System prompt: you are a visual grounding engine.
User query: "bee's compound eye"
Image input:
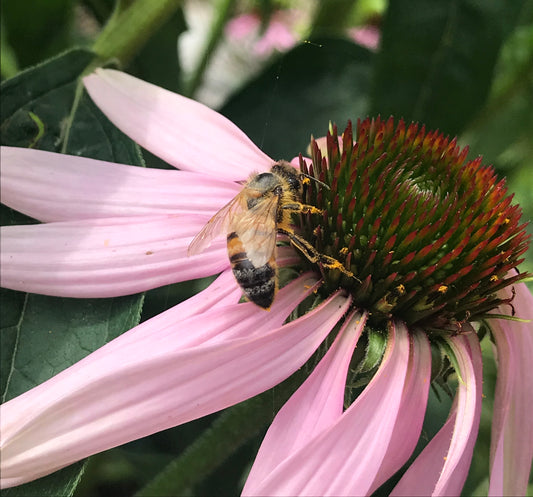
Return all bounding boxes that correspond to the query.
[253,172,275,188]
[256,172,271,181]
[286,174,302,191]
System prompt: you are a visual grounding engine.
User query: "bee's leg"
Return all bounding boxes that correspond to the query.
[278,228,358,281]
[281,202,323,215]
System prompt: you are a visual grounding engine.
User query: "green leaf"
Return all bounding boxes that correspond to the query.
[0,292,143,497]
[0,461,86,497]
[360,328,387,372]
[1,49,145,496]
[370,0,526,135]
[1,293,145,402]
[221,37,374,160]
[65,89,146,164]
[1,49,94,150]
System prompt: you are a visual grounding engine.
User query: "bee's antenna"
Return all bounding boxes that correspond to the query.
[301,172,330,190]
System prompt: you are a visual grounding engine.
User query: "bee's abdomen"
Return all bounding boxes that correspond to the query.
[232,260,276,309]
[227,233,276,309]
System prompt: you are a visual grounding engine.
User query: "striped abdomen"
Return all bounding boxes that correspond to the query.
[227,232,277,309]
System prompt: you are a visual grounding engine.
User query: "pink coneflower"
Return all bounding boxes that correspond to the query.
[1,69,532,495]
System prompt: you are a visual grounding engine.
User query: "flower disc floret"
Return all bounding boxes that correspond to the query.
[299,117,530,331]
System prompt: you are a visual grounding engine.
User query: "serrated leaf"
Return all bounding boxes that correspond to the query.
[438,338,464,385]
[370,0,526,135]
[1,293,145,402]
[221,37,373,160]
[0,49,94,150]
[1,48,145,496]
[359,327,387,373]
[0,461,86,497]
[64,90,145,164]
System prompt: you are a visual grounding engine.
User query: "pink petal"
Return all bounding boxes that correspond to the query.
[0,289,350,488]
[276,244,302,268]
[0,146,239,222]
[244,310,368,493]
[0,215,228,297]
[71,273,319,360]
[245,320,412,496]
[391,330,483,496]
[83,69,273,180]
[368,329,432,494]
[488,282,533,496]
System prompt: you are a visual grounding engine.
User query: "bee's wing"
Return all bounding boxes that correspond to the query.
[234,194,280,268]
[187,194,247,256]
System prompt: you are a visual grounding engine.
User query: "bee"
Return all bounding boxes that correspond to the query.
[187,161,353,309]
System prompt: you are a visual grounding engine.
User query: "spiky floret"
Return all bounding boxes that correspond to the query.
[298,117,530,332]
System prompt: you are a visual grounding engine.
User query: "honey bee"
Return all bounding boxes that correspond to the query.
[187,161,353,309]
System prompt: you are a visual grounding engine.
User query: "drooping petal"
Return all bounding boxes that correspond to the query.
[368,328,432,494]
[163,274,322,348]
[488,282,533,496]
[55,273,319,368]
[0,289,350,488]
[0,215,228,297]
[245,320,412,496]
[0,146,239,222]
[83,69,273,180]
[391,330,483,496]
[243,310,367,493]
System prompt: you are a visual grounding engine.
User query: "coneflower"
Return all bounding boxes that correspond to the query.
[1,69,531,496]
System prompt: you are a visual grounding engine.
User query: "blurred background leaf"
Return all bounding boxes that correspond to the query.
[371,0,527,136]
[1,0,75,75]
[222,37,373,159]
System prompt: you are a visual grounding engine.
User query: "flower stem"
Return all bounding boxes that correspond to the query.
[92,0,182,67]
[182,0,236,98]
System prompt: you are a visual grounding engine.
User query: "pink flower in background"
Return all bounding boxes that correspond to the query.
[226,12,298,56]
[226,11,380,56]
[349,25,380,50]
[1,69,532,495]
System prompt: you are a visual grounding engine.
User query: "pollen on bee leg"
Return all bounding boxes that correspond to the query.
[304,205,323,215]
[320,256,358,280]
[287,203,323,215]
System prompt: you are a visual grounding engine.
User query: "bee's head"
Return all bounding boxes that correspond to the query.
[271,162,304,194]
